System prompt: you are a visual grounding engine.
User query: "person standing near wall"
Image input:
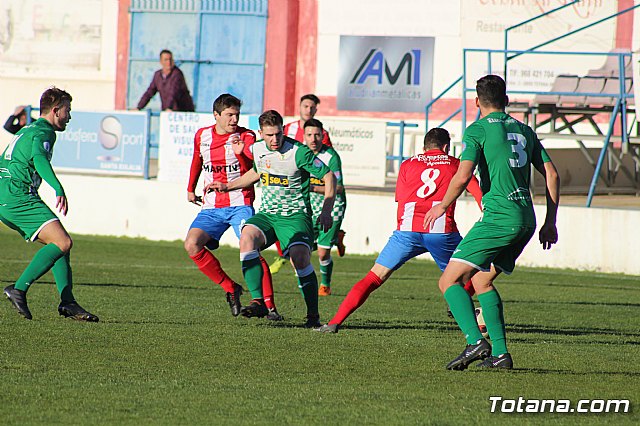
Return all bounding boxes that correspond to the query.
[1,87,99,321]
[136,49,195,112]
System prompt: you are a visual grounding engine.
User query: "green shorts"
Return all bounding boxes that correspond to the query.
[451,221,535,275]
[313,218,343,249]
[0,197,59,241]
[244,212,314,255]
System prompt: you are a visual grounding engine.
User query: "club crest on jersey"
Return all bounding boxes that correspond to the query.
[313,158,325,168]
[265,159,271,169]
[260,172,289,187]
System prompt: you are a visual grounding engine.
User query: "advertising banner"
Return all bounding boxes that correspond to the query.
[320,117,387,187]
[460,0,617,92]
[337,36,434,113]
[52,111,148,176]
[157,112,254,184]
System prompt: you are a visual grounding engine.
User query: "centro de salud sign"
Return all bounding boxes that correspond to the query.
[337,36,435,113]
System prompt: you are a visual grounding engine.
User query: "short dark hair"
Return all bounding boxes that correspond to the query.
[159,49,172,58]
[303,118,323,131]
[40,87,72,115]
[213,93,242,114]
[423,127,450,150]
[476,75,507,109]
[259,110,283,128]
[300,94,320,105]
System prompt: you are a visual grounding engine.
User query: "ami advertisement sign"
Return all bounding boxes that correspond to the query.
[337,36,434,113]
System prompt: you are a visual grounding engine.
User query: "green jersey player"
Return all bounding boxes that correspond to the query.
[424,75,559,370]
[304,119,346,296]
[209,110,336,327]
[1,87,98,321]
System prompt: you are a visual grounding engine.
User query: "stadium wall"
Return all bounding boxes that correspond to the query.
[37,175,640,277]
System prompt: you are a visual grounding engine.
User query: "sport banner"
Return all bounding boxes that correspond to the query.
[319,117,387,187]
[52,110,148,176]
[157,112,255,184]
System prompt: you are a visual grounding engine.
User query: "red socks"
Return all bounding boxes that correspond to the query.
[275,240,284,257]
[464,279,475,297]
[259,256,275,310]
[329,271,383,325]
[190,248,235,293]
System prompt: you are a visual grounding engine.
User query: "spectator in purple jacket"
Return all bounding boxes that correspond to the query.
[136,49,195,112]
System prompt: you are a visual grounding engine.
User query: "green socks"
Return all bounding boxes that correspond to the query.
[241,255,263,299]
[478,289,508,356]
[319,258,333,287]
[51,253,75,303]
[444,284,483,345]
[15,244,65,292]
[298,271,319,316]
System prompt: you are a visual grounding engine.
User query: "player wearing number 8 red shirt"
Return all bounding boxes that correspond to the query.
[315,128,483,333]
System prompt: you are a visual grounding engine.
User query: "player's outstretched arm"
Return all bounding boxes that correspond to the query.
[206,169,260,193]
[33,155,67,215]
[535,160,560,250]
[318,171,336,232]
[423,160,475,230]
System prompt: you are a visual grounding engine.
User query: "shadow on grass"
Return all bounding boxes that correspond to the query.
[280,318,640,342]
[508,299,640,308]
[508,322,640,339]
[489,368,640,377]
[0,279,212,291]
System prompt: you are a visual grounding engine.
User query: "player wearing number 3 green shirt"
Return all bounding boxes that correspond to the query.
[1,87,98,321]
[424,75,560,370]
[209,110,336,327]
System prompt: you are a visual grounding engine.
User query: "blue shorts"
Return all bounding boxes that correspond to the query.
[375,230,462,272]
[189,206,254,250]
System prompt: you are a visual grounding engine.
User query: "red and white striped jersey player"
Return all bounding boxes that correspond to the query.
[316,128,483,332]
[184,94,281,320]
[284,93,332,148]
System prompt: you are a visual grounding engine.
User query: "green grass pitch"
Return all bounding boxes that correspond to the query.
[0,228,638,425]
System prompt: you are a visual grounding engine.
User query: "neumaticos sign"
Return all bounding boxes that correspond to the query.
[337,36,435,113]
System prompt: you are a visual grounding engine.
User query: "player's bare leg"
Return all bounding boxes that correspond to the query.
[185,227,242,316]
[317,246,333,296]
[238,225,268,317]
[289,244,321,327]
[439,261,490,370]
[316,263,393,333]
[471,267,511,368]
[5,220,70,320]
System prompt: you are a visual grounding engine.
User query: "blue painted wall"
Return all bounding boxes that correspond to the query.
[127,0,268,114]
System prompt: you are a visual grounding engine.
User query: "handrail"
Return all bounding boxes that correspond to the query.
[424,75,462,131]
[387,121,419,171]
